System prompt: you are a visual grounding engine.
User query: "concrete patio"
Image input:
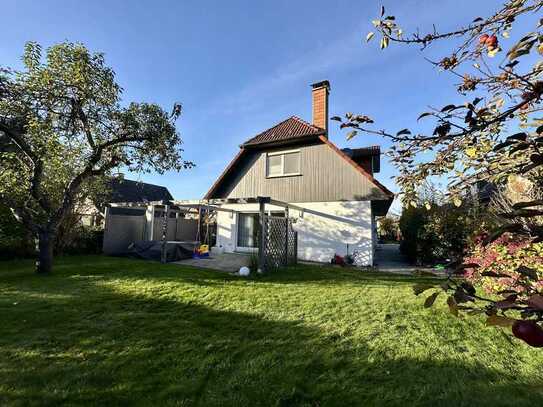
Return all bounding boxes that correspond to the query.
[173,252,252,272]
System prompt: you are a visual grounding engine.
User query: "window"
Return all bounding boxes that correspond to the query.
[237,213,259,248]
[266,150,301,177]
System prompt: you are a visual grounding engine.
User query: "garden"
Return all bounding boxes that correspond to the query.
[1,255,542,406]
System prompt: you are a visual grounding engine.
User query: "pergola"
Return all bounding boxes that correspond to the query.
[172,196,305,271]
[105,196,304,270]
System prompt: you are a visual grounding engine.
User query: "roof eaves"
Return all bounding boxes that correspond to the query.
[204,148,247,199]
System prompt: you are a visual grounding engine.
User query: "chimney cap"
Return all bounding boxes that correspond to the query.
[311,80,330,90]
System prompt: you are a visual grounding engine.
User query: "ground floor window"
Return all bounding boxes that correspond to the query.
[237,213,259,248]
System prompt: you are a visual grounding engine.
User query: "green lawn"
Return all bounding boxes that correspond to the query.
[0,256,542,406]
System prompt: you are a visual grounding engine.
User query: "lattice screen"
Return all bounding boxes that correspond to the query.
[263,216,297,271]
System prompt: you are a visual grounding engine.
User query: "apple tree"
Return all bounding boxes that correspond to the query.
[334,1,543,346]
[0,42,192,273]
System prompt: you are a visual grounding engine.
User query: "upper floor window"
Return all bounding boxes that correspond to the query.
[266,149,301,177]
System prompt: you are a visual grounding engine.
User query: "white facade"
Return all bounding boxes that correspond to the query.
[215,200,374,266]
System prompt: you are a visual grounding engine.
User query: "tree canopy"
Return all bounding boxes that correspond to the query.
[0,42,193,273]
[336,1,543,346]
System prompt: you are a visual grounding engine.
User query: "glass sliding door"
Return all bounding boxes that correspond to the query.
[237,213,259,249]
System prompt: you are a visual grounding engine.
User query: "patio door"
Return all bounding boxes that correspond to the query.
[236,213,259,252]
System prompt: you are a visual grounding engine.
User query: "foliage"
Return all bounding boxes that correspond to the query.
[335,1,543,346]
[0,42,193,273]
[1,256,542,405]
[464,233,543,294]
[377,215,399,242]
[399,205,429,262]
[399,185,481,264]
[60,226,103,255]
[0,203,34,259]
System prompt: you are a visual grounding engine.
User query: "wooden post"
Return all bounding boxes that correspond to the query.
[205,203,210,245]
[196,204,202,244]
[258,198,266,273]
[284,206,289,266]
[160,204,169,263]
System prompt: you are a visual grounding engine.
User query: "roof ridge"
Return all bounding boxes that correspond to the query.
[244,116,294,142]
[290,115,324,132]
[111,178,169,189]
[241,115,325,147]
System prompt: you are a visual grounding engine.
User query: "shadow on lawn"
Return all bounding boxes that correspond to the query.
[0,263,540,406]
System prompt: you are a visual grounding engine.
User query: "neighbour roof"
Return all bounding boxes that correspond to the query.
[343,146,380,158]
[107,178,173,203]
[342,146,381,173]
[242,116,325,147]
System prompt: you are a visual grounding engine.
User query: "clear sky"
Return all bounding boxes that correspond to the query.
[1,0,505,211]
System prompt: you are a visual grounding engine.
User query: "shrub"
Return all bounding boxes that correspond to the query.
[377,216,399,242]
[61,226,104,255]
[464,234,543,295]
[399,201,481,265]
[0,204,35,259]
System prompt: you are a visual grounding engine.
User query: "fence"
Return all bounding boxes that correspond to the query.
[262,215,297,271]
[102,206,199,255]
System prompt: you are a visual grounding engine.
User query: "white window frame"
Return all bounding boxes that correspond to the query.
[266,149,301,178]
[235,212,260,253]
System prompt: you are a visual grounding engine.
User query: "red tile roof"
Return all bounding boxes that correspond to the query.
[242,116,325,147]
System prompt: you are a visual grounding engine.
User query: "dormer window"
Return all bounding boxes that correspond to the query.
[266,149,301,177]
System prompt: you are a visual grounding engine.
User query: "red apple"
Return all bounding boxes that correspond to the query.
[512,320,543,347]
[485,35,498,48]
[479,34,489,45]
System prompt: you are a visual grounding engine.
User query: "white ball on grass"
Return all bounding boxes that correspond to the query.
[239,266,250,276]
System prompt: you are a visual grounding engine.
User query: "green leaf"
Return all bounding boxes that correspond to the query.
[413,283,435,296]
[485,315,515,327]
[506,132,527,142]
[517,265,538,280]
[424,292,439,308]
[380,5,385,17]
[527,294,543,310]
[417,112,432,121]
[396,128,411,136]
[330,116,342,122]
[447,296,459,317]
[366,32,375,42]
[346,130,358,140]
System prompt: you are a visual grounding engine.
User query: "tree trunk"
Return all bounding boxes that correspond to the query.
[36,230,55,274]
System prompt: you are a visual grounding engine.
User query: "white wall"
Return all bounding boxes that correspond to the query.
[215,201,374,266]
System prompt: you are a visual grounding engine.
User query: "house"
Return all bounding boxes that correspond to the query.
[204,80,394,266]
[80,176,173,227]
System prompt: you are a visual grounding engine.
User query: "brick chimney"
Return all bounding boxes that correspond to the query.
[311,80,330,135]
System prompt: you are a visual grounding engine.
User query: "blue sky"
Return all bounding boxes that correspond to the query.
[1,0,505,211]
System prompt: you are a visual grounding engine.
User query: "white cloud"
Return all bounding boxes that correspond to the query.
[205,30,370,116]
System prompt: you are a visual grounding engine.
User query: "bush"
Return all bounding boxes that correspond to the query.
[377,216,399,242]
[464,233,543,294]
[59,226,103,255]
[399,206,427,263]
[399,202,480,265]
[0,204,35,260]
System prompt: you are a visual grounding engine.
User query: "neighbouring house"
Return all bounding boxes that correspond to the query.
[79,176,173,227]
[205,80,394,266]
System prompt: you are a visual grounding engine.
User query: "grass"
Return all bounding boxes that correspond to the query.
[0,256,542,406]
